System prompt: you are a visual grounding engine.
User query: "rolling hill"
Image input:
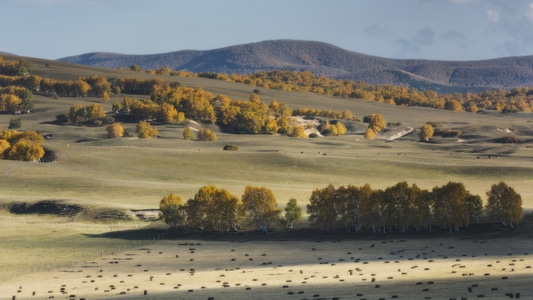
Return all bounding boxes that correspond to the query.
[57,40,533,92]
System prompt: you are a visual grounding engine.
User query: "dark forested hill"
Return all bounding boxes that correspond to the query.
[58,40,533,91]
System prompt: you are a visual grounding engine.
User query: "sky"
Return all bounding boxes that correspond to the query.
[2,0,533,61]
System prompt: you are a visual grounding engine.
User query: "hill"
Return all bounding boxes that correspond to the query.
[58,40,533,92]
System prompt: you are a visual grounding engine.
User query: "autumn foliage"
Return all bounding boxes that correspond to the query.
[0,129,45,161]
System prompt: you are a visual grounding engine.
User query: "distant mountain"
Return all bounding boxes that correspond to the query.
[58,40,533,92]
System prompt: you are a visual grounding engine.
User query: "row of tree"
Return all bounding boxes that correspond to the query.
[159,181,523,234]
[0,57,31,76]
[159,185,301,233]
[307,181,523,233]
[130,65,533,113]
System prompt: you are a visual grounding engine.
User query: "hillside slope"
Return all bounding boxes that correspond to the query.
[57,40,533,91]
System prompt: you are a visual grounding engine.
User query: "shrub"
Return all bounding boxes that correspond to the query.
[308,133,319,138]
[223,144,239,151]
[197,128,217,141]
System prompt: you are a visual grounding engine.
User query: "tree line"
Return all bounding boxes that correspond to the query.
[159,181,523,234]
[159,185,301,233]
[121,65,533,113]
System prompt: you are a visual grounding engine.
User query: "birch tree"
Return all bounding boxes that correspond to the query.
[485,182,523,228]
[241,186,281,233]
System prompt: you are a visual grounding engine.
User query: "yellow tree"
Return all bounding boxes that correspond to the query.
[159,102,179,124]
[182,127,194,140]
[307,184,338,231]
[159,192,185,230]
[106,123,124,138]
[241,186,281,233]
[419,124,434,141]
[186,185,218,231]
[69,104,87,124]
[432,182,469,232]
[5,140,44,161]
[368,114,386,133]
[445,100,462,111]
[364,128,376,140]
[197,128,217,141]
[136,121,159,138]
[86,102,106,119]
[485,182,523,227]
[0,139,10,159]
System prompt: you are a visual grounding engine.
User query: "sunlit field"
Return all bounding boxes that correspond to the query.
[1,56,532,299]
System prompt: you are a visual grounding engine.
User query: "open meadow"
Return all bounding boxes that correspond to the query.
[1,57,533,299]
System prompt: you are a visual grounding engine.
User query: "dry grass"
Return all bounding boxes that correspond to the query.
[1,57,533,299]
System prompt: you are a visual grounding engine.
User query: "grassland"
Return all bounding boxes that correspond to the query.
[0,56,533,299]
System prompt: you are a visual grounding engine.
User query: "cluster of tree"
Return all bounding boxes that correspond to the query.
[159,185,302,233]
[0,86,34,114]
[363,114,386,140]
[0,129,45,161]
[319,120,347,136]
[292,107,355,120]
[57,102,111,126]
[0,57,31,76]
[307,181,522,233]
[0,57,111,99]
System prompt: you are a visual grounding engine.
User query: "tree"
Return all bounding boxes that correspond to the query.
[206,188,242,232]
[241,186,281,233]
[336,185,361,232]
[485,182,523,227]
[159,192,185,230]
[284,198,302,229]
[85,102,106,120]
[364,128,376,140]
[106,122,124,138]
[432,182,469,232]
[368,114,386,133]
[130,64,141,72]
[183,127,194,140]
[465,193,483,224]
[0,139,10,159]
[186,185,217,231]
[112,101,122,114]
[136,121,159,138]
[445,100,462,111]
[197,128,217,141]
[5,140,44,161]
[8,118,21,130]
[307,184,338,231]
[419,124,434,141]
[159,102,179,124]
[69,104,87,124]
[383,181,413,233]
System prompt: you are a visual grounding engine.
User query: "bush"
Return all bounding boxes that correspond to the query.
[308,133,319,138]
[223,144,239,151]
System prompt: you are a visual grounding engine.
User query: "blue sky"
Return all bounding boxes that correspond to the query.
[2,0,533,61]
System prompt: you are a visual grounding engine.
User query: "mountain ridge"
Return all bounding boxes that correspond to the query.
[57,40,533,91]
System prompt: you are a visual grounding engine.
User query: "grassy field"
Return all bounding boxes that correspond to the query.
[1,56,533,299]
